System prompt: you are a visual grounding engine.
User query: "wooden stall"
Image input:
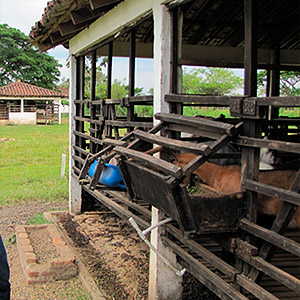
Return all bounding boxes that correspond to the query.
[30,0,300,299]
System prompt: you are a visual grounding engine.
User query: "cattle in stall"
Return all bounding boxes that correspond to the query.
[173,153,300,227]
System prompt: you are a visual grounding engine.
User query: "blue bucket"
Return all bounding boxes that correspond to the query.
[88,160,126,189]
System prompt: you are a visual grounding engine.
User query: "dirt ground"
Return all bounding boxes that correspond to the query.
[0,200,90,300]
[0,200,219,300]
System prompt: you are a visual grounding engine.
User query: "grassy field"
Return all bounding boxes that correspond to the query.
[0,118,69,206]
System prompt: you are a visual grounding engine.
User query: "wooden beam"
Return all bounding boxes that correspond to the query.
[59,20,90,37]
[70,7,104,25]
[89,0,120,11]
[244,0,257,97]
[107,42,113,99]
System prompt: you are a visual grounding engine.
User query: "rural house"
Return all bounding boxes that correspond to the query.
[30,1,300,299]
[0,80,65,124]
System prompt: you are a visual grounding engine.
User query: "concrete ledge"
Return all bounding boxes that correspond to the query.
[16,224,78,285]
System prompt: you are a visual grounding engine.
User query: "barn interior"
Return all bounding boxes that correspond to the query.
[29,0,300,299]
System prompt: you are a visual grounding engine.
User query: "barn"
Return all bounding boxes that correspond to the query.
[30,1,300,299]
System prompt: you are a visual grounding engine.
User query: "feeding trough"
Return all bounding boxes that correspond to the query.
[89,160,126,189]
[118,159,246,236]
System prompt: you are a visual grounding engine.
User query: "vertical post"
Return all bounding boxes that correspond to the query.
[271,47,280,97]
[20,99,24,113]
[69,55,82,214]
[270,47,280,119]
[58,99,62,125]
[127,29,136,133]
[107,42,113,99]
[105,43,113,139]
[242,0,259,223]
[90,50,97,153]
[129,29,136,97]
[170,7,183,115]
[150,3,183,300]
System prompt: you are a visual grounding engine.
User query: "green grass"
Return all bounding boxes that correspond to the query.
[27,213,53,225]
[0,120,69,206]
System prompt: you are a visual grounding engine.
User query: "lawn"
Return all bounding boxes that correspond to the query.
[0,118,69,206]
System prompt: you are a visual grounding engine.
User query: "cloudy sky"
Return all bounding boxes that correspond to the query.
[0,0,154,92]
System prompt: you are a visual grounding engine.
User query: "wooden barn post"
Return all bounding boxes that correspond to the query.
[149,2,183,300]
[69,55,82,214]
[242,0,259,223]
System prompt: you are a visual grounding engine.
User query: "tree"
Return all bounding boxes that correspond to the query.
[257,70,300,96]
[182,67,243,95]
[0,24,61,89]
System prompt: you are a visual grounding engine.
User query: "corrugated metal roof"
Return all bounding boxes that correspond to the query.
[0,81,66,98]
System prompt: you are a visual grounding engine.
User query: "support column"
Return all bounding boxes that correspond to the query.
[58,99,62,125]
[149,3,182,300]
[20,99,24,113]
[69,54,82,214]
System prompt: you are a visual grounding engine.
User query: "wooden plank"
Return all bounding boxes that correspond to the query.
[105,120,153,128]
[133,130,212,155]
[236,274,279,300]
[73,130,102,144]
[73,145,89,156]
[243,179,300,206]
[247,256,300,295]
[73,100,104,105]
[124,95,153,104]
[74,116,104,124]
[166,123,224,139]
[155,113,238,136]
[253,96,300,107]
[239,218,300,257]
[114,146,183,178]
[105,190,151,220]
[235,136,300,154]
[248,170,300,281]
[82,186,150,229]
[165,94,242,106]
[101,138,128,147]
[182,133,239,177]
[163,238,249,300]
[166,225,238,279]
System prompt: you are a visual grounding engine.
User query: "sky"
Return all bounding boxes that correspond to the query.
[0,0,155,93]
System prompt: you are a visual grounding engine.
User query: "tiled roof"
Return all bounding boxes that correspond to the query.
[29,0,122,52]
[0,81,66,98]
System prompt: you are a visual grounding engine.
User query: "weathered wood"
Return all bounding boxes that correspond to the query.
[166,225,238,279]
[163,238,249,300]
[72,155,85,165]
[74,116,104,124]
[73,130,102,144]
[74,99,104,105]
[254,97,300,107]
[82,186,150,229]
[133,129,212,155]
[101,138,128,147]
[239,218,300,257]
[182,133,240,177]
[165,94,242,106]
[235,136,300,154]
[243,179,300,206]
[165,123,223,139]
[237,251,300,295]
[114,146,183,178]
[236,274,279,300]
[73,145,89,156]
[248,170,300,281]
[105,190,151,220]
[105,120,153,128]
[155,113,239,136]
